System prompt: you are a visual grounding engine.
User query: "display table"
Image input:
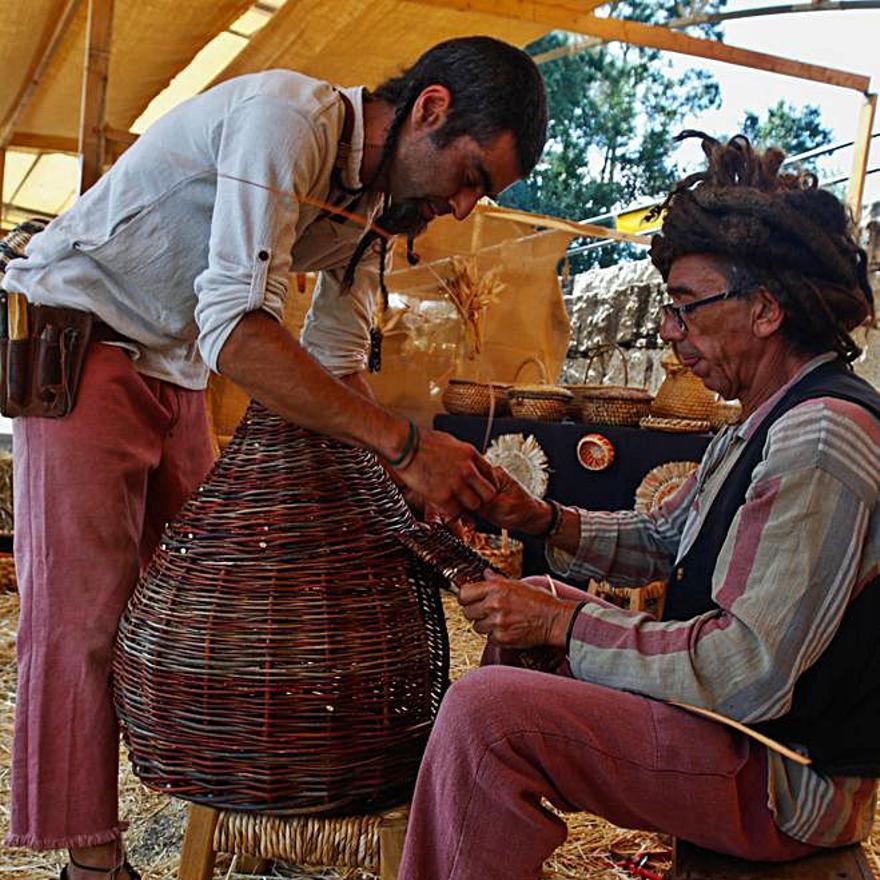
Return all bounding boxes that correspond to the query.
[433,414,713,580]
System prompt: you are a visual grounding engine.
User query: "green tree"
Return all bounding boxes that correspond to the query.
[500,3,723,270]
[740,100,833,158]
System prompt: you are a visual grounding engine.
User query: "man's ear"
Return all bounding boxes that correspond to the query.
[752,288,785,339]
[411,85,452,132]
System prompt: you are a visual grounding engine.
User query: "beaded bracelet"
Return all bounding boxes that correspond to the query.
[387,420,420,469]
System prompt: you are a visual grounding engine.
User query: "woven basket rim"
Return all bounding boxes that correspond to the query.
[568,385,652,401]
[447,378,511,389]
[640,415,712,432]
[508,385,573,401]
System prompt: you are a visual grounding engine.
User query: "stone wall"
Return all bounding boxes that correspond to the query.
[563,205,880,392]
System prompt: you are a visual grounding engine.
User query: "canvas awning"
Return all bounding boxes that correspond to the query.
[0,0,874,224]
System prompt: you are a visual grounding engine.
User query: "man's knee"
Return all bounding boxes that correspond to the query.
[437,666,538,740]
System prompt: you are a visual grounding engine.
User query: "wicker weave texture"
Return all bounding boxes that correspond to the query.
[442,380,511,417]
[114,403,455,816]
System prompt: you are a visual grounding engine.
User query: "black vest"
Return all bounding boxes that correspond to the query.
[663,360,880,776]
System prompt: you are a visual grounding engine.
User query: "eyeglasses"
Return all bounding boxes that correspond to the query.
[660,288,748,334]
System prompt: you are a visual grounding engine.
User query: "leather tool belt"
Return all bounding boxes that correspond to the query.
[0,292,94,418]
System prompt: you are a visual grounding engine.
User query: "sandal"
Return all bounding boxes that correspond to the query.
[60,852,141,880]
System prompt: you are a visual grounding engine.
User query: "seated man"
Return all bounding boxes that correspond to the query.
[398,133,879,880]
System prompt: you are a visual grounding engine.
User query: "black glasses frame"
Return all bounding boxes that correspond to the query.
[660,287,749,334]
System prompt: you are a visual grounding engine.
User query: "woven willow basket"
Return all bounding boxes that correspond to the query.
[114,402,497,816]
[442,379,511,417]
[567,344,652,427]
[508,385,572,422]
[575,386,652,427]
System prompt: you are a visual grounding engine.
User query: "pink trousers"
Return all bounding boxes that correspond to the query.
[398,579,818,880]
[8,343,215,849]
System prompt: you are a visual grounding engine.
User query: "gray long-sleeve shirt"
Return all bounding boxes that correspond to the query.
[4,70,384,387]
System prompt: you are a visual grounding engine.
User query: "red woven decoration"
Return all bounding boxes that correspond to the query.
[113,402,492,815]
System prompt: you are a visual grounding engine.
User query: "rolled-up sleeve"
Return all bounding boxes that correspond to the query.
[194,95,331,371]
[300,247,383,377]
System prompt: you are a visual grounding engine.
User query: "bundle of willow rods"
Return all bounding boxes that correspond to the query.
[113,401,494,816]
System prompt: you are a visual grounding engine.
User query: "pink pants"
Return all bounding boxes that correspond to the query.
[7,343,215,849]
[398,579,818,880]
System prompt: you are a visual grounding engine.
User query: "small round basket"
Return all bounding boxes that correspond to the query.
[567,344,652,427]
[507,357,572,422]
[466,532,523,578]
[576,385,653,427]
[508,385,573,422]
[442,379,511,417]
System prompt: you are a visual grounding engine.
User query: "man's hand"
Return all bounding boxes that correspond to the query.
[393,428,498,519]
[476,465,551,535]
[458,570,581,649]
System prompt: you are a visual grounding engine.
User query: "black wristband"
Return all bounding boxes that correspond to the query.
[387,421,417,468]
[397,422,420,471]
[537,499,560,540]
[565,600,589,657]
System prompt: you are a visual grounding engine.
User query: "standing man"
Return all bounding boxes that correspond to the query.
[399,132,879,879]
[2,36,547,879]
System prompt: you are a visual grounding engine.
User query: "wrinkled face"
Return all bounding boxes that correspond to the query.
[660,254,760,401]
[387,127,521,236]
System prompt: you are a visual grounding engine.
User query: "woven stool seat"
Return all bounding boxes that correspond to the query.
[115,402,491,816]
[214,804,408,870]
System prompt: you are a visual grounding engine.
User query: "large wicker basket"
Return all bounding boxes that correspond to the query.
[567,344,652,427]
[113,402,496,816]
[442,379,511,417]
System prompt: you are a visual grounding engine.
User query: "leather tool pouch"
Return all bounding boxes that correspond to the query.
[0,293,93,418]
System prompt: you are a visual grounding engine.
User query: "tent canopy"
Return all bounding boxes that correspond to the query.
[0,0,873,224]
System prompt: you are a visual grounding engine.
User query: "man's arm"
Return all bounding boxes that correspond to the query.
[478,463,692,583]
[218,310,497,516]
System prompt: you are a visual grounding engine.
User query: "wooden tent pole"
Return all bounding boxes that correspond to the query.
[407,0,869,92]
[0,148,5,229]
[78,0,115,194]
[846,93,877,225]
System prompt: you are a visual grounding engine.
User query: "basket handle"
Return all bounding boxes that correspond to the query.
[513,356,549,384]
[582,343,629,386]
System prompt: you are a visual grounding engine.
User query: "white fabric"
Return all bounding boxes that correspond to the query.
[4,70,383,388]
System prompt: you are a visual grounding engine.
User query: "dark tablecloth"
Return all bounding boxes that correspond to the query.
[433,414,713,580]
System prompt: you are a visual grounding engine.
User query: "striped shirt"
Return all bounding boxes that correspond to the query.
[548,354,879,846]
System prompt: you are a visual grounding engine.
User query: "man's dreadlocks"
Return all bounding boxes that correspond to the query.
[649,131,874,363]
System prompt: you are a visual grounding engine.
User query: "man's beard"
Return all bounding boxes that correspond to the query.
[342,199,426,290]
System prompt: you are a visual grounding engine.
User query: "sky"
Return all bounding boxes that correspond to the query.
[668,0,880,202]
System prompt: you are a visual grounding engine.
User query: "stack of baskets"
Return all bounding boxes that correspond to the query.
[113,402,500,816]
[566,344,653,427]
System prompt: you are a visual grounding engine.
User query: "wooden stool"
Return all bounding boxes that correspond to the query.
[671,838,873,879]
[178,802,409,880]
